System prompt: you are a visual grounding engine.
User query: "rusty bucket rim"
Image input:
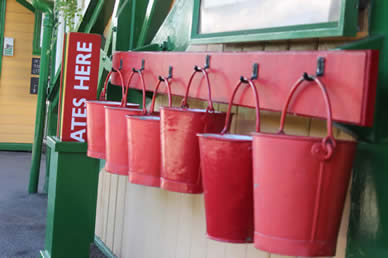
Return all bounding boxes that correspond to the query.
[251,131,357,144]
[198,133,252,142]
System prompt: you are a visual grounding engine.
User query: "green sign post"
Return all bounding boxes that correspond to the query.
[40,136,99,258]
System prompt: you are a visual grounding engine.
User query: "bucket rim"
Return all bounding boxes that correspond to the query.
[104,106,144,112]
[251,131,357,144]
[87,100,139,106]
[198,133,252,141]
[160,106,226,114]
[126,115,161,121]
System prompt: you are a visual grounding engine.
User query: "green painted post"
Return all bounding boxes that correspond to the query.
[79,0,105,33]
[136,0,173,48]
[346,143,388,258]
[129,0,136,49]
[368,0,388,142]
[342,1,388,257]
[40,137,99,258]
[42,21,60,194]
[29,8,53,193]
[115,0,149,51]
[43,107,58,193]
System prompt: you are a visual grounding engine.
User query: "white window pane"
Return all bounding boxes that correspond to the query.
[199,0,342,34]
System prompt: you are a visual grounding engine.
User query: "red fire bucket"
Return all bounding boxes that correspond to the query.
[160,67,226,194]
[126,75,173,187]
[105,70,147,175]
[252,74,357,257]
[86,69,138,159]
[198,78,259,243]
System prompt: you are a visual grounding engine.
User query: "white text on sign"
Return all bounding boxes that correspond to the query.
[70,41,92,142]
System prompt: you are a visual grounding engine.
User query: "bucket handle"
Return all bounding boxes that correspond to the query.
[181,66,214,112]
[149,75,173,114]
[99,68,126,101]
[279,73,336,160]
[221,78,260,134]
[123,69,147,114]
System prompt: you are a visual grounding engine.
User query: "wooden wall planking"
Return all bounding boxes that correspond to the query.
[101,171,111,244]
[141,187,168,258]
[0,0,37,143]
[95,167,352,258]
[94,171,104,238]
[113,175,128,256]
[105,174,119,249]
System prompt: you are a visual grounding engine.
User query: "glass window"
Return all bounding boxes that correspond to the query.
[200,0,341,34]
[191,0,358,44]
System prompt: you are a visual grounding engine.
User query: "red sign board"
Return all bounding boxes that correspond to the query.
[57,32,101,142]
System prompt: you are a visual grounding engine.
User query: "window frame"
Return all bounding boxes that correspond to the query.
[190,0,359,44]
[32,10,42,55]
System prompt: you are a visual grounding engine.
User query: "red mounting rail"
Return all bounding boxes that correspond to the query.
[111,51,379,126]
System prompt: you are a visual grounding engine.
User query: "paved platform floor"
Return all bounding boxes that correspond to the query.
[0,151,105,258]
[0,151,47,257]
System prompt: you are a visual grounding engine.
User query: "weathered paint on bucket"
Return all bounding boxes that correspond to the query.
[160,67,226,194]
[126,76,173,187]
[252,75,356,257]
[198,79,259,243]
[104,70,147,174]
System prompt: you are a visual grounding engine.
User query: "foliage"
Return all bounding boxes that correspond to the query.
[55,0,82,32]
[46,1,82,68]
[47,0,82,55]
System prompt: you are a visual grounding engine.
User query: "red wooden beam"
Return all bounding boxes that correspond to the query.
[111,51,379,126]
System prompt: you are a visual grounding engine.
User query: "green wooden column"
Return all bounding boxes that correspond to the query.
[346,143,388,258]
[40,136,99,258]
[343,1,388,257]
[29,1,53,193]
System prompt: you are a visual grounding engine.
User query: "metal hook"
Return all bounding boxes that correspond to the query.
[303,72,315,81]
[159,66,173,82]
[316,57,325,77]
[194,55,211,72]
[303,57,325,81]
[240,63,259,83]
[132,59,145,73]
[111,59,123,73]
[204,55,210,69]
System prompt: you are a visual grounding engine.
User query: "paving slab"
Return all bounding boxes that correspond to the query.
[0,151,105,258]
